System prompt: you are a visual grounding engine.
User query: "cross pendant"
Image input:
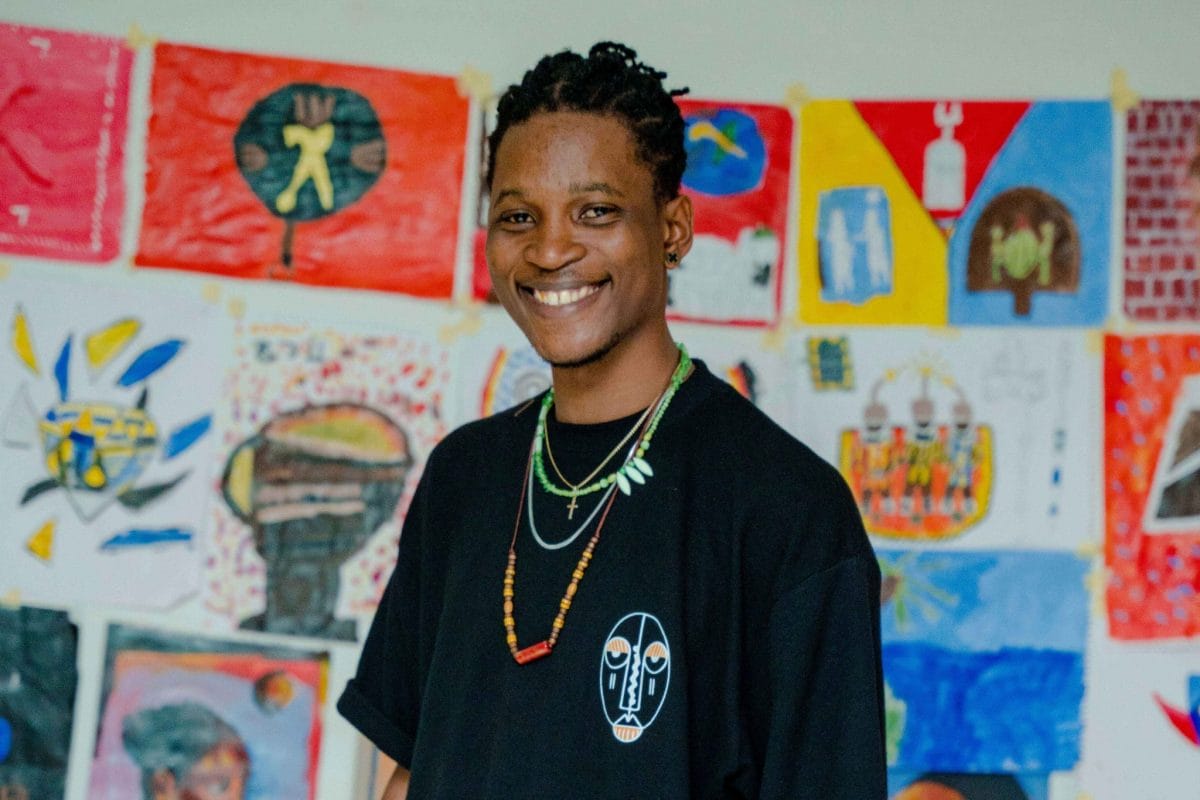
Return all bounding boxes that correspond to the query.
[566,493,578,520]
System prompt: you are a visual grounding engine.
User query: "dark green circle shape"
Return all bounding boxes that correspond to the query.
[234,83,385,221]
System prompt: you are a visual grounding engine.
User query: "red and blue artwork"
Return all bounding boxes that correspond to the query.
[1155,675,1200,746]
[880,549,1088,773]
[669,99,792,326]
[0,23,132,262]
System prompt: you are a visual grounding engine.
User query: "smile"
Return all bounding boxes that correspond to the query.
[525,281,607,308]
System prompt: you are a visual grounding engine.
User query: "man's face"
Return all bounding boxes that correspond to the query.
[486,111,680,368]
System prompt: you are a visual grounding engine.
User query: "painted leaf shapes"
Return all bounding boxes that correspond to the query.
[164,415,213,459]
[117,339,184,387]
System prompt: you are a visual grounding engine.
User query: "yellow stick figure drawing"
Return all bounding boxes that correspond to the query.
[275,93,337,214]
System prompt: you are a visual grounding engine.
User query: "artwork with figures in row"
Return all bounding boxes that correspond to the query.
[668,100,792,326]
[136,43,468,297]
[0,275,224,609]
[0,23,132,263]
[89,624,326,800]
[0,606,77,800]
[205,321,448,640]
[1105,334,1200,638]
[798,100,1111,325]
[1124,100,1200,323]
[791,329,1098,548]
[879,549,1088,774]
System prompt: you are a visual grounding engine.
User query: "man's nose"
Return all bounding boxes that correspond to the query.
[524,219,585,271]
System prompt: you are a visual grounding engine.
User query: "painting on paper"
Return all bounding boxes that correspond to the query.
[798,100,1110,325]
[1124,101,1200,322]
[136,43,468,297]
[888,771,1048,800]
[0,275,223,608]
[0,23,132,262]
[90,624,326,800]
[792,329,1098,549]
[205,321,448,640]
[1105,334,1200,638]
[668,100,792,326]
[0,606,77,800]
[880,549,1088,773]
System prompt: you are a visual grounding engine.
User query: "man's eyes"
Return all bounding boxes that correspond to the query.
[580,205,617,221]
[497,211,533,225]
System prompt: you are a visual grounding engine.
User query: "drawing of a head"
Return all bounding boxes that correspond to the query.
[122,703,249,800]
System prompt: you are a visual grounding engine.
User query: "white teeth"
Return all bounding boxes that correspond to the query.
[532,284,600,307]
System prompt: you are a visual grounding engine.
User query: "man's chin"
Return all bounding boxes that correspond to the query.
[538,333,621,370]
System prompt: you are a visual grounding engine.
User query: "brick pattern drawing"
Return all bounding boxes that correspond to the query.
[1125,101,1200,321]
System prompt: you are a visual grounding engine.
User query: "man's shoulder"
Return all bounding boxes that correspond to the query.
[427,398,539,466]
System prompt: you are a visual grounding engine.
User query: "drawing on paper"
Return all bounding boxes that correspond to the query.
[90,625,326,800]
[724,361,759,405]
[0,23,132,262]
[206,323,448,641]
[1154,675,1200,746]
[221,403,412,640]
[2,306,211,542]
[806,337,854,391]
[235,83,386,270]
[817,187,894,304]
[965,188,1080,316]
[480,346,551,417]
[879,549,1087,773]
[1123,101,1200,322]
[0,606,77,800]
[839,354,992,539]
[1142,374,1200,532]
[669,100,791,325]
[889,771,1042,800]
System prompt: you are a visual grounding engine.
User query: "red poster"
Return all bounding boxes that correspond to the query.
[136,43,468,297]
[0,23,132,262]
[1106,334,1200,638]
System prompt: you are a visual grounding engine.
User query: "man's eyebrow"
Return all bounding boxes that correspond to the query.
[492,188,525,204]
[569,181,624,197]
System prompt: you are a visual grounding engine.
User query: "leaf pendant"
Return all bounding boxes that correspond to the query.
[616,472,632,496]
[632,457,653,477]
[624,464,646,485]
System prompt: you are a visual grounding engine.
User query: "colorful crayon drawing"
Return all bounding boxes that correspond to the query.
[205,322,448,640]
[0,606,77,800]
[888,771,1048,800]
[879,549,1088,773]
[479,345,551,417]
[1154,674,1200,746]
[1124,101,1200,322]
[839,352,993,540]
[668,100,792,326]
[798,100,1110,325]
[0,23,132,262]
[90,625,326,800]
[1105,334,1200,638]
[136,43,468,297]
[0,278,222,608]
[793,329,1098,550]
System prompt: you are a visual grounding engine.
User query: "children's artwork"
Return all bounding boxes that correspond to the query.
[90,624,326,800]
[880,549,1088,773]
[478,344,551,418]
[0,23,132,262]
[792,329,1098,548]
[205,321,448,640]
[0,606,77,800]
[1124,101,1200,322]
[1105,334,1200,638]
[888,771,1048,800]
[684,326,791,423]
[806,335,855,391]
[136,43,468,297]
[0,275,223,608]
[669,100,792,326]
[798,100,1111,325]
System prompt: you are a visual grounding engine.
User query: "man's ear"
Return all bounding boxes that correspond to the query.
[661,194,693,268]
[151,768,177,800]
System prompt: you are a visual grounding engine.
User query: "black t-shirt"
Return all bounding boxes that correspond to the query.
[338,361,886,799]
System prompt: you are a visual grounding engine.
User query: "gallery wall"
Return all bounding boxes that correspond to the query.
[3,2,1200,799]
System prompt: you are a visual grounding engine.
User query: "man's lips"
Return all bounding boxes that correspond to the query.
[520,279,609,308]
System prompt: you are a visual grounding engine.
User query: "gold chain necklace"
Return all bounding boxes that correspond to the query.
[542,402,654,519]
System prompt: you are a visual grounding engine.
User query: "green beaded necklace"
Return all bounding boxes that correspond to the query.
[532,343,692,509]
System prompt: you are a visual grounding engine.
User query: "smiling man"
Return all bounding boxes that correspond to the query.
[338,42,886,799]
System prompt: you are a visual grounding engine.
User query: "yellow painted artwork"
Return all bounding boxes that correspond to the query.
[797,101,947,324]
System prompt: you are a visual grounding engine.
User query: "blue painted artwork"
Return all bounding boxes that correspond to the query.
[888,770,1048,800]
[817,186,894,304]
[879,549,1088,773]
[682,108,766,196]
[948,101,1111,325]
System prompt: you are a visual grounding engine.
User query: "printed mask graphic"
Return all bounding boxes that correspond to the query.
[600,613,670,743]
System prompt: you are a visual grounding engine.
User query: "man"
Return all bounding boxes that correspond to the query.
[339,42,886,799]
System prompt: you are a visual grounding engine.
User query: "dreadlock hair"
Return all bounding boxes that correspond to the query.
[487,42,689,205]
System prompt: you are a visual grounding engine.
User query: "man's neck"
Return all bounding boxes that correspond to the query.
[549,327,679,424]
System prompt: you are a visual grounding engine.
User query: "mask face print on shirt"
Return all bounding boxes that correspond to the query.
[599,612,671,743]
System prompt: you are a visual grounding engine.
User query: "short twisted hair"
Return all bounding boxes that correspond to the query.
[487,42,689,204]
